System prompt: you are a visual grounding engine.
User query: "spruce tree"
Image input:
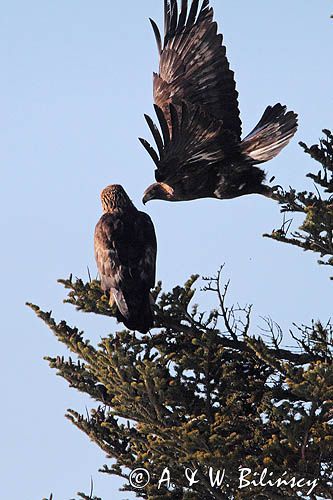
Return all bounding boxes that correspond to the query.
[266,129,333,276]
[30,131,333,500]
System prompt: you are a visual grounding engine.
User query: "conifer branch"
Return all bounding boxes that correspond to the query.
[264,130,333,277]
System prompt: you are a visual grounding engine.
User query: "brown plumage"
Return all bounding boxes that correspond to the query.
[94,185,157,333]
[140,0,298,203]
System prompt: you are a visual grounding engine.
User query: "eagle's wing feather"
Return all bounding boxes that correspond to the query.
[152,0,241,139]
[94,215,122,293]
[135,211,157,287]
[140,102,239,184]
[241,104,298,163]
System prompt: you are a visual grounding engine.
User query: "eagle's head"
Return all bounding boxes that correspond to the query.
[142,182,175,204]
[101,184,134,212]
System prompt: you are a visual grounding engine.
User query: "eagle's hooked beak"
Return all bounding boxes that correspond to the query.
[142,186,155,205]
[142,194,150,205]
[142,190,153,205]
[142,182,175,204]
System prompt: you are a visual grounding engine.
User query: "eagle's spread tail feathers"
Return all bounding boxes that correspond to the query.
[112,288,153,334]
[241,103,298,164]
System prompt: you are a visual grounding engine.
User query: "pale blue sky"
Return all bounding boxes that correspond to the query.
[0,1,332,499]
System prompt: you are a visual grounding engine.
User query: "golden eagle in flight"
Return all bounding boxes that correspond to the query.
[140,0,298,203]
[94,185,157,333]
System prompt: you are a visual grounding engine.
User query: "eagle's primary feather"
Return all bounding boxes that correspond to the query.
[94,185,157,333]
[141,0,298,203]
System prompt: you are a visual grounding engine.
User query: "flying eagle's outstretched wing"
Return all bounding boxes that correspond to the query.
[241,104,298,163]
[94,185,157,333]
[151,0,241,138]
[140,102,239,200]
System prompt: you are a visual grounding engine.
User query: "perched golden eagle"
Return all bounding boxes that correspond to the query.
[140,0,298,203]
[94,185,157,333]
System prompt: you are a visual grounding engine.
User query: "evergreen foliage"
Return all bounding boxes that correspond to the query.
[31,132,333,499]
[266,130,333,277]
